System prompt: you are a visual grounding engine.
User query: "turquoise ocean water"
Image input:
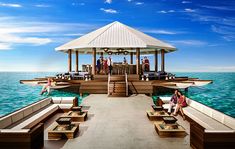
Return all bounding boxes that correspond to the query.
[0,72,81,117]
[0,72,235,118]
[154,72,235,118]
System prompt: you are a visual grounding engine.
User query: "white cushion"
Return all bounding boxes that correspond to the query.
[184,107,231,130]
[205,130,235,133]
[212,110,224,124]
[0,129,30,133]
[51,97,62,104]
[162,104,175,110]
[202,106,213,117]
[61,97,75,104]
[187,100,203,112]
[159,97,171,104]
[57,104,73,110]
[224,115,235,129]
[12,104,58,130]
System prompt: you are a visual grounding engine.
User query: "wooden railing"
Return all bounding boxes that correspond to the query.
[125,73,128,96]
[107,73,110,95]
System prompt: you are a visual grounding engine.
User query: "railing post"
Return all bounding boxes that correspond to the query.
[125,73,128,96]
[108,73,110,95]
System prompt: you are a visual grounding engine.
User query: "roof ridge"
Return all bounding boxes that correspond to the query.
[87,21,117,46]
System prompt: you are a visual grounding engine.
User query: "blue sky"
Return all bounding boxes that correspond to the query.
[0,0,235,72]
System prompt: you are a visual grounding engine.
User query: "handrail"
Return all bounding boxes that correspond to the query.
[108,73,110,95]
[125,73,128,96]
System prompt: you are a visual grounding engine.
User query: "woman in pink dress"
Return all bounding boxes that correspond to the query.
[173,91,187,120]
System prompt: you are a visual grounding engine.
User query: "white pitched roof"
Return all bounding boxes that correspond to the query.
[55,21,176,53]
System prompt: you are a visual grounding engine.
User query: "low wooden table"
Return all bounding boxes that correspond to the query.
[48,123,79,140]
[61,111,88,122]
[151,105,163,111]
[146,110,169,121]
[154,121,186,137]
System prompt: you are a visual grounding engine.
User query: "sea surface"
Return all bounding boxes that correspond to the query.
[0,72,81,117]
[154,72,235,118]
[0,72,235,118]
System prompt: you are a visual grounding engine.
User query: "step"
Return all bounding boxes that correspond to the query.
[109,93,127,97]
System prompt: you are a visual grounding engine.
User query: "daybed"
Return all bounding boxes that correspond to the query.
[0,97,78,149]
[159,97,235,149]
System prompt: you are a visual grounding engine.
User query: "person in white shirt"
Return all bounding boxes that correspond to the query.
[107,56,113,75]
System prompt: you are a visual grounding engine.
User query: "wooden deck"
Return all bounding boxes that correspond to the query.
[20,75,212,96]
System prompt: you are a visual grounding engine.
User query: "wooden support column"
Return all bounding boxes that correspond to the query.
[136,48,140,75]
[75,51,79,72]
[92,48,96,75]
[68,49,72,72]
[161,49,165,72]
[154,50,158,72]
[130,52,133,64]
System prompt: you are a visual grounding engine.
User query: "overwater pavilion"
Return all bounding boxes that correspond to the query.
[55,21,176,75]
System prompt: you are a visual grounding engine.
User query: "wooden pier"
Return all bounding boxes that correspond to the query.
[20,74,213,97]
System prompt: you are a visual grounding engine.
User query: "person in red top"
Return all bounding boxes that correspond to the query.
[144,56,150,71]
[173,91,187,120]
[103,57,108,75]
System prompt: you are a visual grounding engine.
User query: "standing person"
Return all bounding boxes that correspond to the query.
[144,56,150,72]
[173,91,187,120]
[123,57,127,64]
[100,56,103,74]
[96,57,101,74]
[107,56,113,75]
[141,59,145,74]
[103,57,108,75]
[167,89,178,114]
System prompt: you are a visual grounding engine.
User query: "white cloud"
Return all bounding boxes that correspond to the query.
[168,10,175,13]
[0,16,100,49]
[142,29,177,35]
[170,40,207,46]
[182,1,192,4]
[127,0,132,2]
[79,3,85,6]
[200,5,235,11]
[158,10,175,14]
[211,25,235,41]
[34,4,50,8]
[135,2,144,5]
[0,43,11,50]
[64,33,84,36]
[184,8,195,12]
[105,0,112,4]
[0,33,52,45]
[100,8,118,14]
[158,10,167,14]
[0,3,22,8]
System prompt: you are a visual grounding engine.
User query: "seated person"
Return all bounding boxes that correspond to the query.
[167,89,178,114]
[173,91,187,120]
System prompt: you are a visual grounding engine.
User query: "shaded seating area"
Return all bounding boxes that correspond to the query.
[0,97,78,149]
[157,96,235,149]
